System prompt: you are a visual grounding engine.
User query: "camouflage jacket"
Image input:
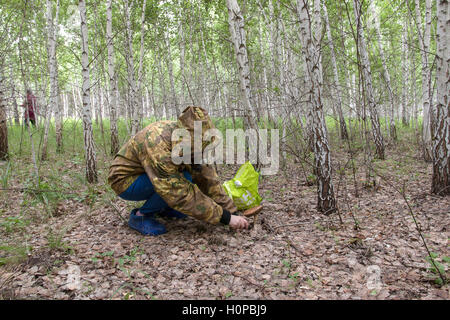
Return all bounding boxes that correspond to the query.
[108,107,237,225]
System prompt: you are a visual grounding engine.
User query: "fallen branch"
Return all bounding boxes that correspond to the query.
[106,200,128,224]
[273,221,311,230]
[0,187,76,194]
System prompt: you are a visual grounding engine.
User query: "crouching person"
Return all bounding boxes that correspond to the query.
[107,106,249,235]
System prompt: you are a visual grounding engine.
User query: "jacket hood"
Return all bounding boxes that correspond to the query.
[177,106,216,151]
[177,106,213,132]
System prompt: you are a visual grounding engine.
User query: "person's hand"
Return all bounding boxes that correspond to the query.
[229,215,249,230]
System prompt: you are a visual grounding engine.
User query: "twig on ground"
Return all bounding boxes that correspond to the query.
[372,168,447,286]
[107,200,128,224]
[0,187,76,194]
[273,221,311,230]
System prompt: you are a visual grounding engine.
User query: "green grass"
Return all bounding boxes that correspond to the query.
[5,115,423,160]
[0,244,31,266]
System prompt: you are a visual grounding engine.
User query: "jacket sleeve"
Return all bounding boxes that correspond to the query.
[191,164,238,214]
[139,139,227,225]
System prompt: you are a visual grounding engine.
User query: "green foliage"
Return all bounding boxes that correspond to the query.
[46,227,73,254]
[0,216,29,233]
[1,161,11,188]
[288,272,300,285]
[0,243,31,266]
[264,189,274,202]
[425,252,448,286]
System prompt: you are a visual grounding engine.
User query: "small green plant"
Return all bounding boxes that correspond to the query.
[314,222,325,231]
[425,252,448,286]
[306,174,317,185]
[265,190,274,202]
[282,259,291,269]
[1,161,11,188]
[91,250,114,263]
[46,228,73,253]
[305,278,315,288]
[24,179,70,216]
[0,244,31,265]
[288,272,300,286]
[0,216,29,233]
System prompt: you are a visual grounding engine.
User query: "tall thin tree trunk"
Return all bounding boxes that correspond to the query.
[401,16,410,127]
[323,1,348,140]
[165,30,180,116]
[54,0,62,153]
[371,2,396,141]
[137,0,147,123]
[178,0,186,109]
[9,67,20,125]
[79,0,98,183]
[106,0,119,155]
[0,70,7,160]
[296,0,337,214]
[156,48,169,119]
[125,0,140,135]
[354,0,385,160]
[42,0,61,160]
[415,0,433,161]
[431,0,449,195]
[225,0,257,130]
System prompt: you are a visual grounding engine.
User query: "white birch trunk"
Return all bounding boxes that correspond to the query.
[354,0,385,159]
[165,31,180,115]
[226,0,257,129]
[106,0,119,155]
[401,16,410,126]
[431,0,449,195]
[323,1,348,140]
[79,0,97,183]
[178,0,186,109]
[156,50,169,119]
[125,0,140,135]
[0,70,7,160]
[137,0,147,121]
[415,0,433,161]
[41,0,58,160]
[370,2,397,141]
[296,0,337,213]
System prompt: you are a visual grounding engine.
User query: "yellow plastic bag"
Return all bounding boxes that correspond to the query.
[223,161,262,210]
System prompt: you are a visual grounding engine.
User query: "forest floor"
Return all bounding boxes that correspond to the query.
[0,126,449,300]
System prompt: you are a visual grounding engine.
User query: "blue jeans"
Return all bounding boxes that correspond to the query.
[119,171,192,216]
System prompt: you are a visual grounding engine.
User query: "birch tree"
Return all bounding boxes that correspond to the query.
[431,0,449,195]
[0,69,7,160]
[106,0,119,155]
[125,0,140,135]
[370,2,396,141]
[354,0,385,160]
[79,0,97,183]
[178,0,186,109]
[225,0,258,129]
[323,1,348,140]
[42,0,61,160]
[401,16,410,127]
[296,0,337,214]
[414,0,433,161]
[137,0,147,121]
[165,30,180,116]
